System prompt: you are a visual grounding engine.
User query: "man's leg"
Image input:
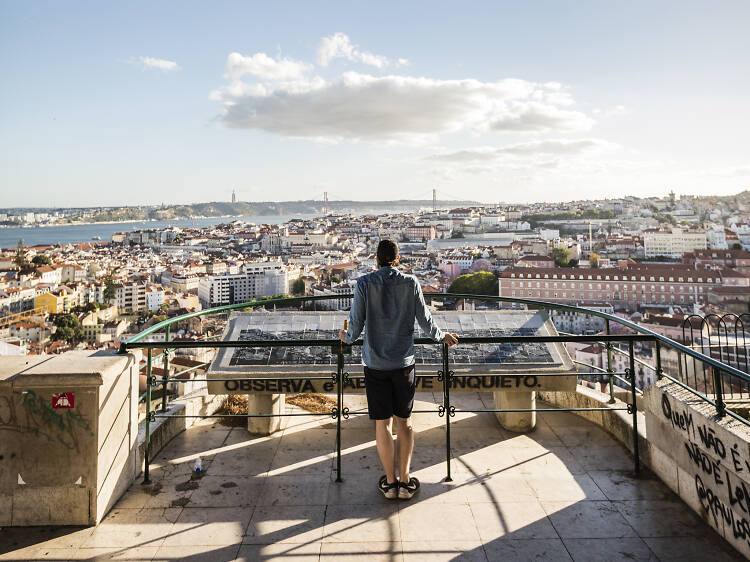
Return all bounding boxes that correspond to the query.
[394,415,414,483]
[375,417,396,483]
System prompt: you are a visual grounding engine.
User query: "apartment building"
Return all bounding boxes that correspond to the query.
[643,228,707,258]
[683,249,750,275]
[197,262,288,307]
[499,264,724,310]
[114,282,148,313]
[312,283,354,310]
[403,225,438,242]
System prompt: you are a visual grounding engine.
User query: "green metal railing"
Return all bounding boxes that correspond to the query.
[119,293,750,485]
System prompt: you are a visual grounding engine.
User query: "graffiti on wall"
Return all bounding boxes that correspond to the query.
[660,392,750,546]
[0,390,93,452]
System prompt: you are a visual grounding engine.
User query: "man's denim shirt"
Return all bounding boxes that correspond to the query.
[343,266,445,370]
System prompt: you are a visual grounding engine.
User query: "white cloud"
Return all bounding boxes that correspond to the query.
[226,52,311,80]
[132,56,180,71]
[489,103,594,132]
[317,33,390,68]
[695,165,750,178]
[428,139,618,163]
[214,72,593,142]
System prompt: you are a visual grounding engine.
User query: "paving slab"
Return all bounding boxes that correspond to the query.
[401,540,487,561]
[320,541,404,561]
[562,537,657,561]
[482,538,572,560]
[244,505,326,544]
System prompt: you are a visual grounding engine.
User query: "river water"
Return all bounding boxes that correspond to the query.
[0,214,316,249]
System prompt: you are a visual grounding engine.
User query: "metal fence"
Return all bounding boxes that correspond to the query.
[119,293,750,485]
[682,313,750,399]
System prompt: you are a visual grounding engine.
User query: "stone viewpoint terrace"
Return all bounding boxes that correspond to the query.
[3,295,750,561]
[0,393,742,561]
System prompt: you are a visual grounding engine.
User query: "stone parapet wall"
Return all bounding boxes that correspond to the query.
[0,350,141,526]
[644,380,750,559]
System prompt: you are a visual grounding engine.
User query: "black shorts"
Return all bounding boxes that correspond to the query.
[364,364,416,420]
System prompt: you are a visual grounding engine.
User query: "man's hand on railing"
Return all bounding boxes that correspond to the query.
[443,333,459,347]
[338,330,347,343]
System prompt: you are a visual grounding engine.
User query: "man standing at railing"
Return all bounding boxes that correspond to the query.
[339,239,459,500]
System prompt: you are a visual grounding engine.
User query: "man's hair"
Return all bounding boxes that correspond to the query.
[376,239,399,267]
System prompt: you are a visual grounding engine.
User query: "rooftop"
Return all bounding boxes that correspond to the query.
[0,393,740,561]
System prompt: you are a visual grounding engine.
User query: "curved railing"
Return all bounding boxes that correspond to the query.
[119,292,750,483]
[122,293,750,405]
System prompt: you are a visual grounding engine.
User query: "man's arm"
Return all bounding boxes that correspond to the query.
[414,281,445,342]
[340,279,365,344]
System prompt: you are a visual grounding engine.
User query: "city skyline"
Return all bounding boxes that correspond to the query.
[1,1,749,207]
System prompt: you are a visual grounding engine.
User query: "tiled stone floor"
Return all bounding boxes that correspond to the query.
[1,393,744,561]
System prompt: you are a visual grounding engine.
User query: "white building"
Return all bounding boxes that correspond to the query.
[312,283,354,310]
[551,303,614,335]
[643,228,707,258]
[198,262,288,307]
[707,226,729,250]
[146,287,166,311]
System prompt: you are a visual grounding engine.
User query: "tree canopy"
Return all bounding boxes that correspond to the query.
[291,278,305,295]
[32,254,52,266]
[448,271,498,296]
[53,314,84,343]
[14,240,28,267]
[552,247,571,267]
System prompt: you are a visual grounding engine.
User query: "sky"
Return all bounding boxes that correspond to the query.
[1,0,749,208]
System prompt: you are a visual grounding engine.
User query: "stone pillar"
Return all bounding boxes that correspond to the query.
[0,350,141,526]
[247,393,285,435]
[494,391,536,432]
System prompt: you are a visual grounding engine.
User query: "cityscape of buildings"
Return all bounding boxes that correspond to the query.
[3,190,750,391]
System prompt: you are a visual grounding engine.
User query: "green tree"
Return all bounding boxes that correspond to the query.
[32,254,53,266]
[552,247,571,267]
[291,278,305,295]
[451,231,465,239]
[53,314,84,343]
[103,275,117,301]
[448,271,498,295]
[589,252,600,268]
[14,239,28,268]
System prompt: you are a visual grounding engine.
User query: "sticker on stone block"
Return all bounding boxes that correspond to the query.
[52,392,75,409]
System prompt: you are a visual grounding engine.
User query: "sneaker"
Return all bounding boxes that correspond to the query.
[378,475,399,499]
[398,476,420,500]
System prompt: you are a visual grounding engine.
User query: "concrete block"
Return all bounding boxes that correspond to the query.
[494,391,535,432]
[97,432,137,524]
[649,381,750,466]
[646,392,750,490]
[97,396,131,485]
[97,363,132,451]
[248,394,285,435]
[1,350,141,526]
[677,465,718,533]
[646,444,679,495]
[0,494,11,525]
[12,487,90,526]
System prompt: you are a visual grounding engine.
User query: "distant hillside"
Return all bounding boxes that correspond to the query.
[76,199,483,222]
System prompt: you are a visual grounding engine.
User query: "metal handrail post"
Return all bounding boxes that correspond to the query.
[143,348,153,485]
[629,341,640,475]
[162,326,170,413]
[713,367,726,418]
[335,343,344,482]
[606,320,615,403]
[442,342,453,482]
[655,340,662,381]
